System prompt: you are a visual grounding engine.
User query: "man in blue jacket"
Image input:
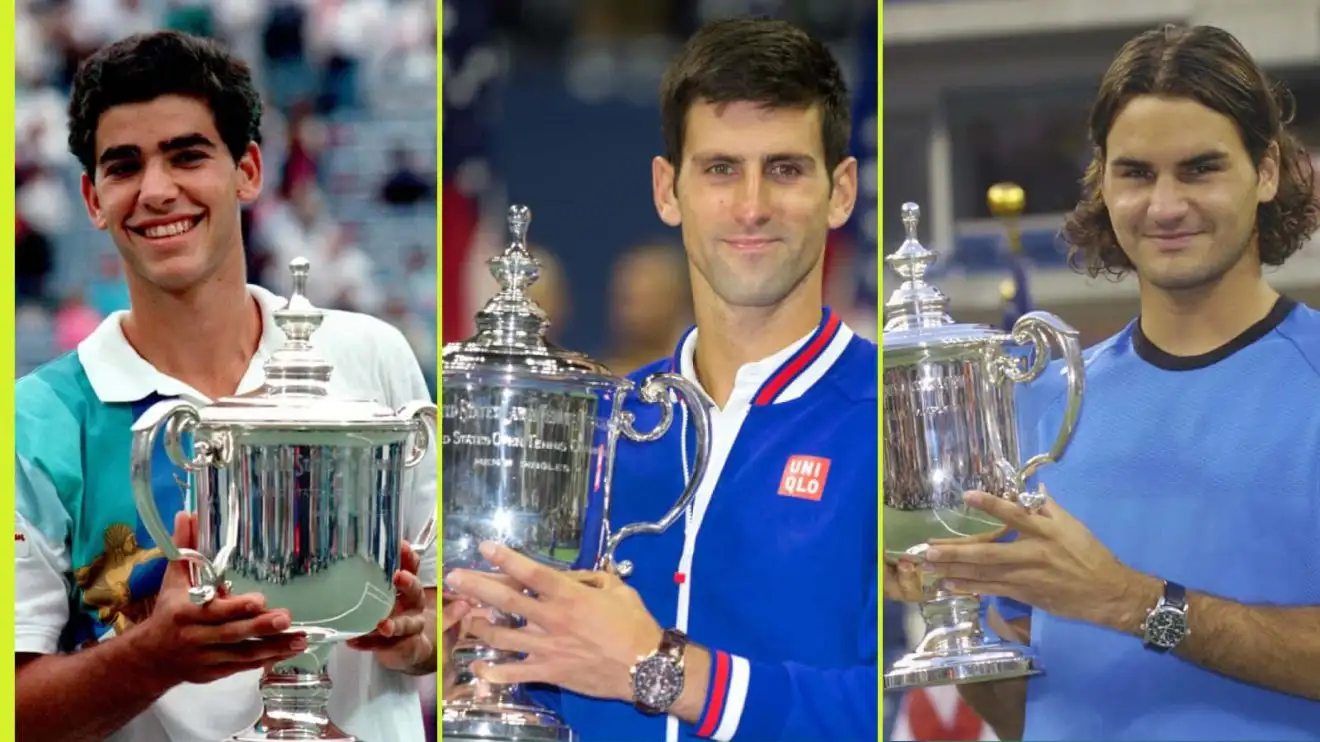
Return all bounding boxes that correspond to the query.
[445,16,877,742]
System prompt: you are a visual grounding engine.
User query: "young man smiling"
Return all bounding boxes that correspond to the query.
[444,17,878,742]
[15,31,439,742]
[914,24,1320,741]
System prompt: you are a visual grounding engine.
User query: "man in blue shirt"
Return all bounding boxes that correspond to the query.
[444,17,878,742]
[917,24,1320,741]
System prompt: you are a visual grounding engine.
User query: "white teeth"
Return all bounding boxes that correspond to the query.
[142,218,198,239]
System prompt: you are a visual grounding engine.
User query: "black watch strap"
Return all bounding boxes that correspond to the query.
[1163,580,1187,610]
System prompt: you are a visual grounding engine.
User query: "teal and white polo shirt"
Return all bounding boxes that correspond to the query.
[16,285,438,742]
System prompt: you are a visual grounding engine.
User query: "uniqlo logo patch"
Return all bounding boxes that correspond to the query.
[778,455,830,501]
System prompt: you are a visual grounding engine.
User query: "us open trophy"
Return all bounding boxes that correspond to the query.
[882,202,1085,689]
[130,258,439,741]
[441,205,714,742]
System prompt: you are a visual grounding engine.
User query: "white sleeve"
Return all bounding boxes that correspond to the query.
[15,456,72,655]
[376,320,439,589]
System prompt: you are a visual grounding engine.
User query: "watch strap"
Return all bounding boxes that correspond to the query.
[656,628,689,663]
[1163,580,1187,610]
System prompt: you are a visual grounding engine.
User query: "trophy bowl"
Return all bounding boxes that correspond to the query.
[130,258,439,742]
[440,205,714,742]
[882,202,1085,690]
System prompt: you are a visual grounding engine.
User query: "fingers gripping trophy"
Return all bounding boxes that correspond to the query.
[130,258,440,742]
[440,205,714,742]
[882,202,1086,689]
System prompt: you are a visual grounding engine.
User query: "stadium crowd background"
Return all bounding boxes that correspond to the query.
[884,0,1320,739]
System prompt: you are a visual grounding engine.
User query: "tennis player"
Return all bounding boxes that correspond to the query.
[444,17,878,742]
[15,31,438,742]
[917,24,1320,741]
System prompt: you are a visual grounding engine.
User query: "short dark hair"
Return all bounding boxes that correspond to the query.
[68,30,263,179]
[659,17,851,177]
[1062,24,1320,279]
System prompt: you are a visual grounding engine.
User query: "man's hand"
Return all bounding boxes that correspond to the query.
[883,557,926,602]
[922,491,1147,628]
[130,512,308,688]
[444,542,664,703]
[886,526,1010,603]
[346,541,438,675]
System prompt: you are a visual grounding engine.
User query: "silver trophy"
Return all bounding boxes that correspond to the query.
[441,205,714,742]
[882,202,1084,689]
[130,258,439,742]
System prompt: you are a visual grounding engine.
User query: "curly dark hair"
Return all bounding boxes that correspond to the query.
[1061,24,1320,280]
[68,30,263,180]
[659,17,851,179]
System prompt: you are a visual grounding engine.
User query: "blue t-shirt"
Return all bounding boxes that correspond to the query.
[997,296,1320,740]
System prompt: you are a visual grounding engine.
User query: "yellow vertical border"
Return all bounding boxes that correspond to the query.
[0,3,17,739]
[875,2,886,738]
[435,2,447,738]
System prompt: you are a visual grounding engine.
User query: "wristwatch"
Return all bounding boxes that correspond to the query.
[1141,580,1190,652]
[631,628,689,715]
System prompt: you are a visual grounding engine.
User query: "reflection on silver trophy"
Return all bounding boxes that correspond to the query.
[882,202,1085,689]
[441,205,714,742]
[130,258,439,742]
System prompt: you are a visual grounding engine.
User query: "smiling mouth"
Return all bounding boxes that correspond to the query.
[724,238,778,249]
[129,215,204,240]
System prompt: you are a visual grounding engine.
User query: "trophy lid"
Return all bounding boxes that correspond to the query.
[882,202,1007,356]
[203,258,410,428]
[441,205,618,384]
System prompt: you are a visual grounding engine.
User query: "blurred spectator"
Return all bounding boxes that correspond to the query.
[258,182,383,313]
[600,243,691,375]
[279,101,326,198]
[16,216,53,308]
[380,147,433,207]
[53,290,101,354]
[527,246,570,344]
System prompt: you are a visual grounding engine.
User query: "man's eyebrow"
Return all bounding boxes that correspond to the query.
[160,133,216,152]
[97,133,217,167]
[1110,151,1227,169]
[690,151,818,165]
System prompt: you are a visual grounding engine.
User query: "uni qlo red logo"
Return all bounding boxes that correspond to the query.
[778,455,830,501]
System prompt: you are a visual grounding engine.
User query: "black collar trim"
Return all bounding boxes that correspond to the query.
[1133,296,1297,371]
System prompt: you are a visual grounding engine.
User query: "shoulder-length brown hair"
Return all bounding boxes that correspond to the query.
[1061,24,1320,279]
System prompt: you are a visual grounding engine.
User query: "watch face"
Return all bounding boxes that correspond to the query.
[634,656,684,712]
[1147,608,1185,647]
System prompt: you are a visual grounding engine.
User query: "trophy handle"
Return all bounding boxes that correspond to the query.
[129,398,229,605]
[999,311,1085,510]
[601,373,714,577]
[396,400,439,554]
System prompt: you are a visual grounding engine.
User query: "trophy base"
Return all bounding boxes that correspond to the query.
[884,641,1040,690]
[230,725,357,742]
[442,701,577,742]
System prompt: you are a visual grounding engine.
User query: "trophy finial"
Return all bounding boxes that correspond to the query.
[265,257,333,394]
[883,201,953,331]
[901,202,921,242]
[471,204,552,348]
[489,204,542,295]
[508,205,531,244]
[287,257,312,310]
